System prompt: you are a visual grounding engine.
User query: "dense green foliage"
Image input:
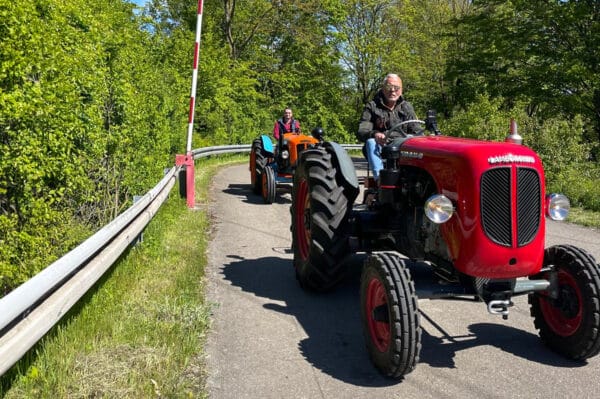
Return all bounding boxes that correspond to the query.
[1,0,599,293]
[0,0,189,293]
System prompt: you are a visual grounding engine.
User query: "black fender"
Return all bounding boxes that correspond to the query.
[323,141,359,200]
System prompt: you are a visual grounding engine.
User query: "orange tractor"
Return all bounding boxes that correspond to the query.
[249,128,323,203]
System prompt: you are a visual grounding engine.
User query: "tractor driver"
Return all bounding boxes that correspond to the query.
[273,107,301,140]
[357,73,421,181]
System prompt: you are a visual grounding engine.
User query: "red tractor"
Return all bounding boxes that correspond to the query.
[290,114,600,378]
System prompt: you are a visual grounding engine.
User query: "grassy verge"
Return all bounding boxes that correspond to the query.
[565,207,600,229]
[0,155,245,398]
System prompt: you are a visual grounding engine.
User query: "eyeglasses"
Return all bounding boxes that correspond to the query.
[384,84,401,92]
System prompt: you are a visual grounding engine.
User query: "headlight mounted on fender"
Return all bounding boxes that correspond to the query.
[546,193,570,221]
[424,194,454,224]
[281,150,289,159]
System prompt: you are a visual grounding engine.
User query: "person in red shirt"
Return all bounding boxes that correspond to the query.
[273,108,301,140]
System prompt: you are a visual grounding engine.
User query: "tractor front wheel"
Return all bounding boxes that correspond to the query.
[360,252,421,378]
[261,165,276,204]
[529,244,600,360]
[250,139,265,195]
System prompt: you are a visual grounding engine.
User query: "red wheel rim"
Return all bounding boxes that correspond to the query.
[250,151,256,185]
[294,179,310,260]
[366,277,390,352]
[540,269,583,337]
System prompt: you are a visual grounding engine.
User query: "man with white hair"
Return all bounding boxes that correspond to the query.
[357,73,421,181]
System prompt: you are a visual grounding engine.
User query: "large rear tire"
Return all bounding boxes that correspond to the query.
[262,165,276,204]
[250,139,266,195]
[290,147,355,291]
[529,245,600,360]
[360,252,421,378]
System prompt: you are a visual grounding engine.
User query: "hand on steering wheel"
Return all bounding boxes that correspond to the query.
[373,131,387,145]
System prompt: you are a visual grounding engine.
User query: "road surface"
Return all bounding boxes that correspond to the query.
[205,162,600,399]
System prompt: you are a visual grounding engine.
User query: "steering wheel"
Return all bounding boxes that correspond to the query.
[388,119,426,137]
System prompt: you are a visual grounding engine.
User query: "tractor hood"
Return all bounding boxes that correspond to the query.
[399,135,546,278]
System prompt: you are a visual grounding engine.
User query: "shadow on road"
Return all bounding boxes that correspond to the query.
[220,251,585,386]
[419,313,585,369]
[223,183,292,204]
[224,155,368,206]
[221,253,397,387]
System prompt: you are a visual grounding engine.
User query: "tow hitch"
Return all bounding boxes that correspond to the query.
[487,299,512,319]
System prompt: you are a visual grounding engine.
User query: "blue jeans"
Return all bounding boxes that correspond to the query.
[364,138,383,180]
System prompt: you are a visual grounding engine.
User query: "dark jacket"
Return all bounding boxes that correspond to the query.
[356,91,420,143]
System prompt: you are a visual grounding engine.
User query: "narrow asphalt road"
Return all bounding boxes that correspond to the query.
[205,163,600,399]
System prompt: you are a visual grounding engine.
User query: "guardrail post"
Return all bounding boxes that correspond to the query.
[132,195,144,244]
[175,152,195,208]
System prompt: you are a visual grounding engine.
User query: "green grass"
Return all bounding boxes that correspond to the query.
[565,207,600,229]
[0,155,245,398]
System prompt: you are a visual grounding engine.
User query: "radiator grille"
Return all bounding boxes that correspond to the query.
[481,168,512,246]
[480,167,541,247]
[296,143,308,155]
[517,167,541,246]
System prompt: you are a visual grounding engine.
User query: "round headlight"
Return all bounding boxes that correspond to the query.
[424,194,454,224]
[281,150,289,159]
[546,193,570,221]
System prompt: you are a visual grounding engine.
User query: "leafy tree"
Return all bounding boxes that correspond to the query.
[448,0,600,148]
[384,0,461,116]
[442,94,514,140]
[0,0,99,291]
[265,0,352,142]
[0,0,190,293]
[334,0,398,110]
[186,0,353,144]
[332,0,466,126]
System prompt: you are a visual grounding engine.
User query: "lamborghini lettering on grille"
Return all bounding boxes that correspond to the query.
[488,154,536,164]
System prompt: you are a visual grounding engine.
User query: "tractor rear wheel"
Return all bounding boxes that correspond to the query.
[291,147,354,291]
[360,252,421,378]
[262,165,276,204]
[529,245,600,360]
[250,139,265,194]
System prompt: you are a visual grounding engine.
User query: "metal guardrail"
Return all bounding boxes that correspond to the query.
[0,142,362,376]
[192,143,362,159]
[0,168,178,376]
[192,144,251,158]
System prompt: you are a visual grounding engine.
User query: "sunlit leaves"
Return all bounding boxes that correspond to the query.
[0,0,189,292]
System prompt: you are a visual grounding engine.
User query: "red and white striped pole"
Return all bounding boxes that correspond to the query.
[177,0,204,208]
[187,0,204,154]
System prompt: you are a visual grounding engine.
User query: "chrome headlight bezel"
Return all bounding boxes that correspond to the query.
[424,194,454,224]
[546,193,570,221]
